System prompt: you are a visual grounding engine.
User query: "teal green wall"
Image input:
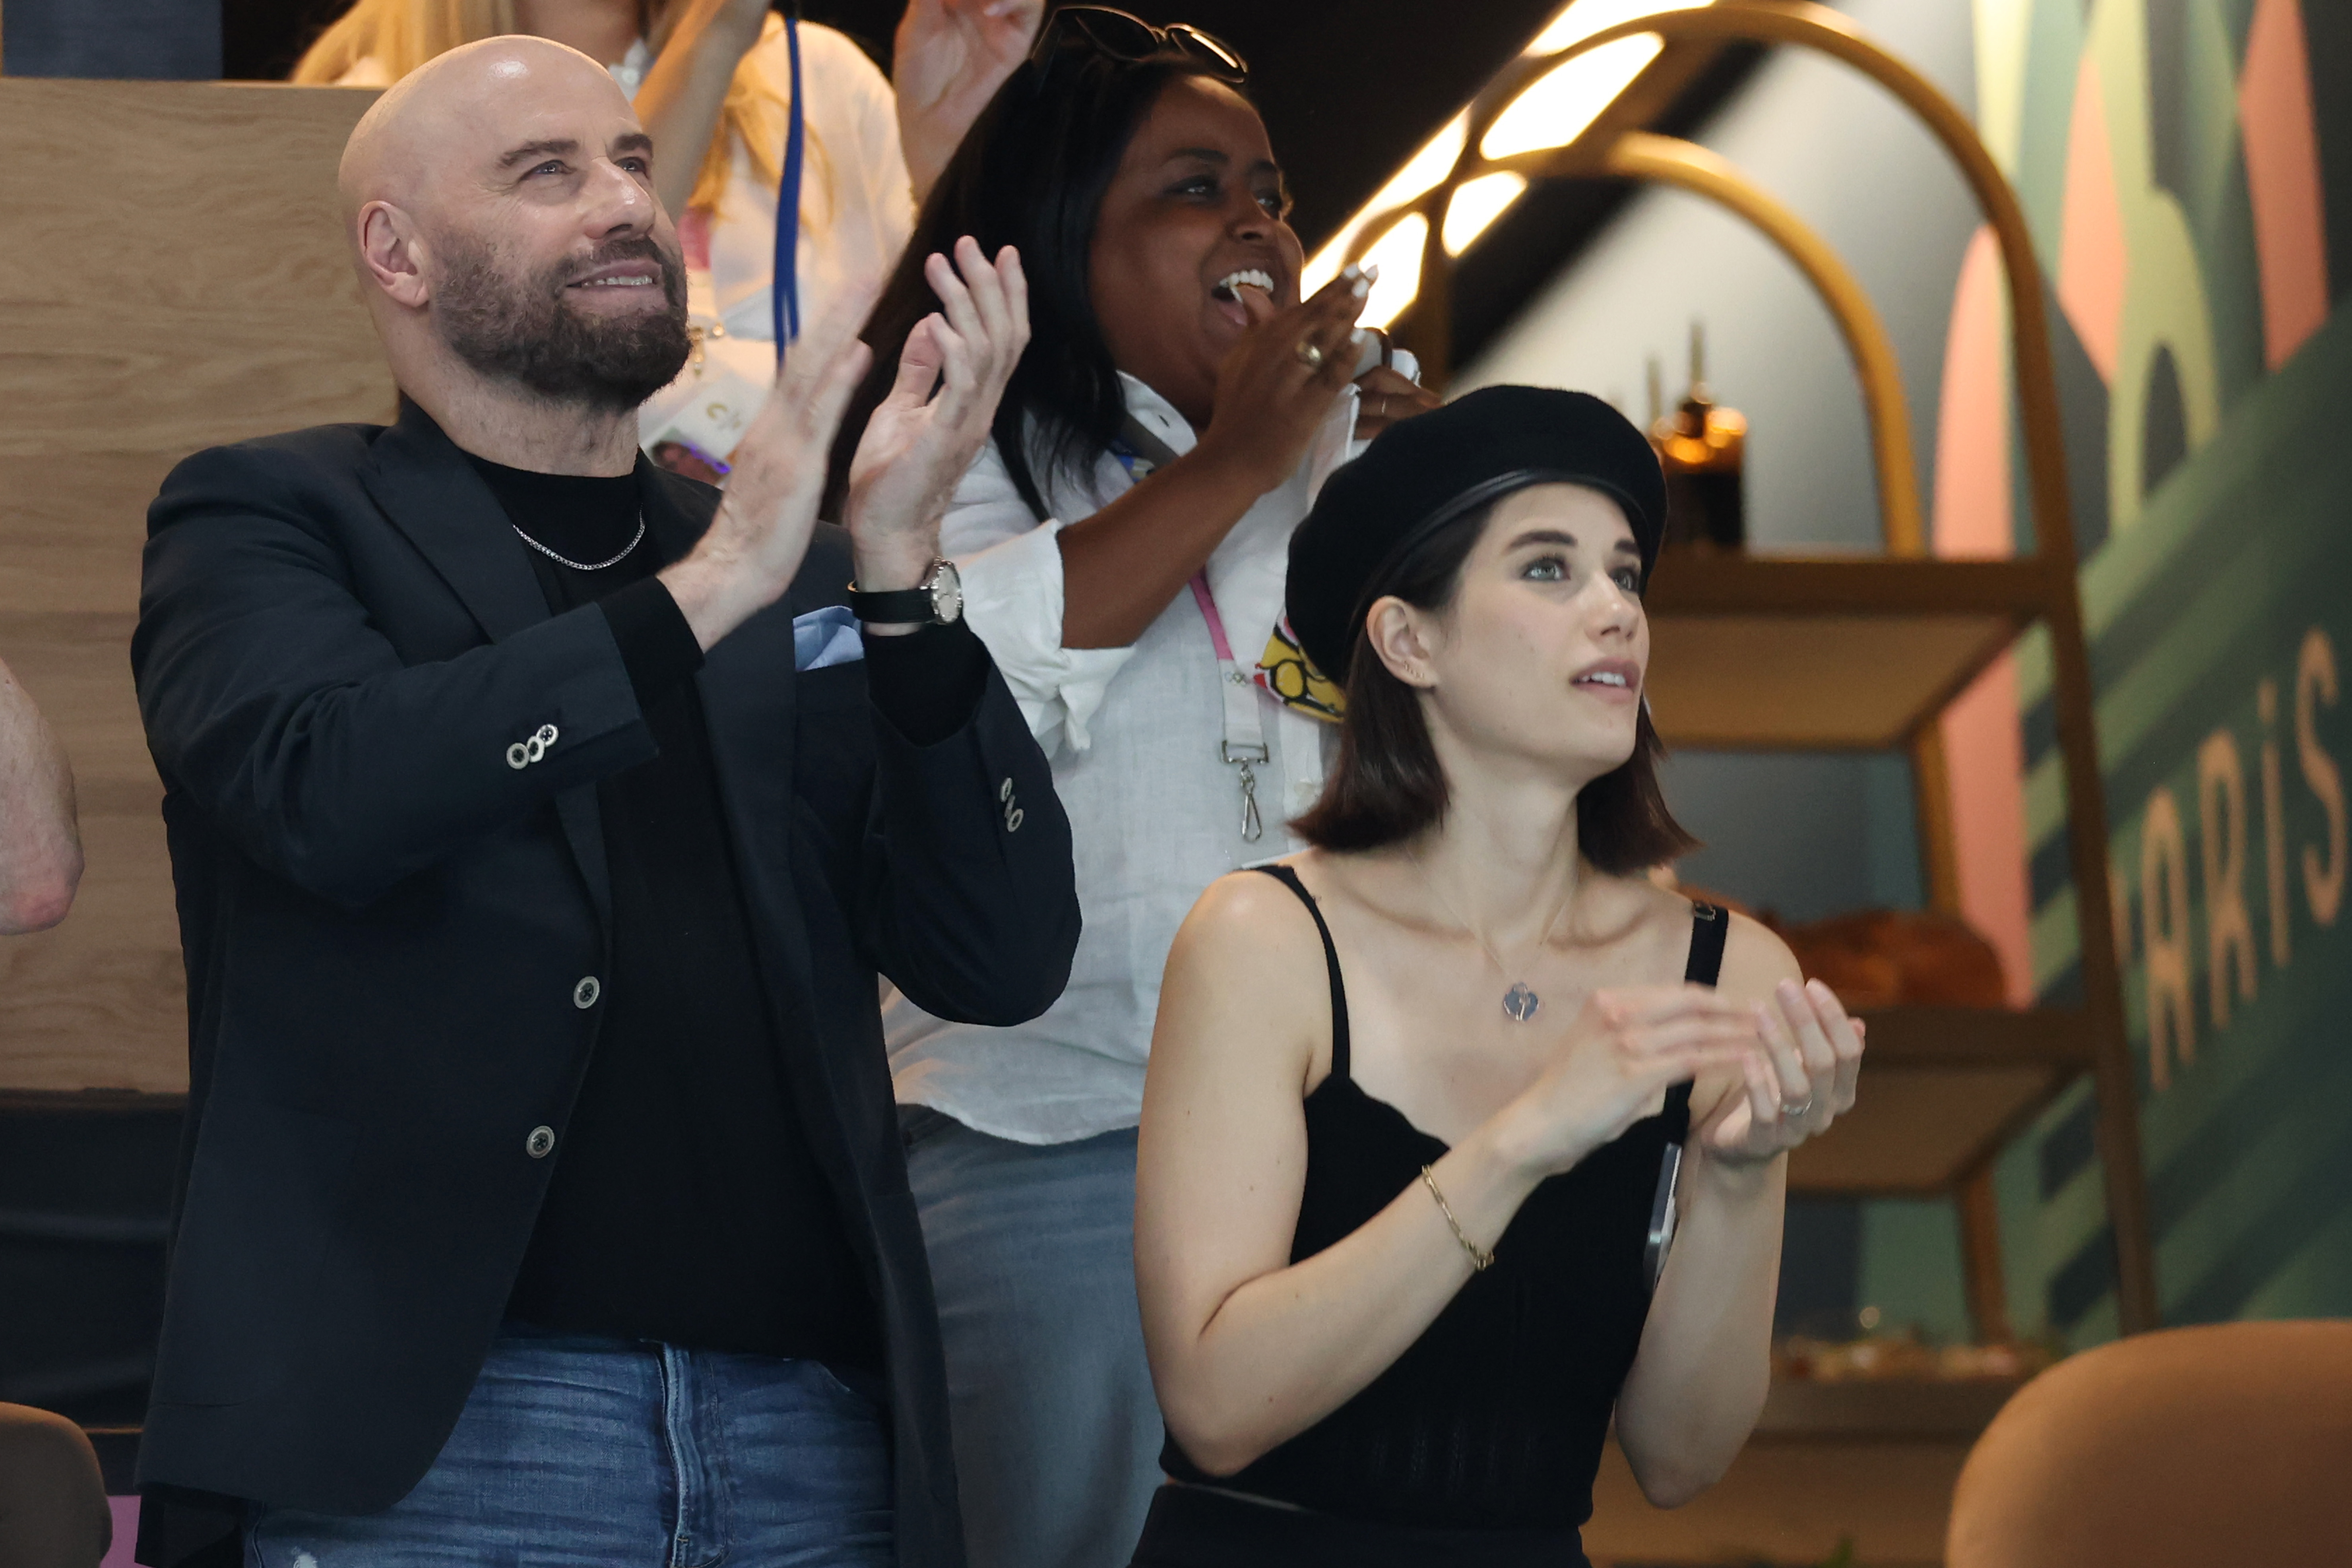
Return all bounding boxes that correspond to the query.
[1991,0,2352,1343]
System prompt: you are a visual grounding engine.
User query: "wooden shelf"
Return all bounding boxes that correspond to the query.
[1787,1008,2093,1196]
[1642,552,2046,749]
[1753,1375,2024,1442]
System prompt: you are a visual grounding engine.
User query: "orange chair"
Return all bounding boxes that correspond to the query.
[0,1403,111,1568]
[1946,1320,2352,1567]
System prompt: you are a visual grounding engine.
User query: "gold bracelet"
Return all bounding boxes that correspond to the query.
[1419,1163,1495,1272]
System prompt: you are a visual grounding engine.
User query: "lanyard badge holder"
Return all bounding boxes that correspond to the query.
[1187,576,1269,843]
[771,4,806,363]
[1111,417,1270,845]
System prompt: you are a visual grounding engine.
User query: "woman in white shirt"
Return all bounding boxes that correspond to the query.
[295,0,1039,475]
[826,11,1436,1568]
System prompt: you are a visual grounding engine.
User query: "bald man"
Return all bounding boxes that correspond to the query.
[130,38,1076,1568]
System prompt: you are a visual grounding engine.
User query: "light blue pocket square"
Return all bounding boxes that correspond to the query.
[793,605,865,672]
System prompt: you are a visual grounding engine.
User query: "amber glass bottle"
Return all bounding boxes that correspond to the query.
[1650,322,1747,549]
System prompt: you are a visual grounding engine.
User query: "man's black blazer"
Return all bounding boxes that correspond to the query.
[128,401,1079,1567]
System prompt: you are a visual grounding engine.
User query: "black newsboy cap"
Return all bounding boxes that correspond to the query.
[1286,385,1665,685]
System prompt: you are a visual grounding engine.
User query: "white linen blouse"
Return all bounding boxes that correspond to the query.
[884,375,1364,1145]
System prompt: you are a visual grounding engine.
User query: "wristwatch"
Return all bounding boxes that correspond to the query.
[846,558,963,626]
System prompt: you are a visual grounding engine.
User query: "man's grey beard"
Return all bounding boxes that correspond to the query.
[434,231,691,414]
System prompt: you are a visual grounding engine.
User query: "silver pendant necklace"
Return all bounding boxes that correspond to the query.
[1413,849,1576,1023]
[513,512,647,572]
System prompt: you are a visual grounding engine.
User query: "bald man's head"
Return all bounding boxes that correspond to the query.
[341,35,688,415]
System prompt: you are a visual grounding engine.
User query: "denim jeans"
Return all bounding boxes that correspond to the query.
[902,1110,1163,1568]
[246,1325,893,1567]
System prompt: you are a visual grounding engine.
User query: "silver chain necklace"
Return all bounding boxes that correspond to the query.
[1412,849,1578,1023]
[512,512,646,572]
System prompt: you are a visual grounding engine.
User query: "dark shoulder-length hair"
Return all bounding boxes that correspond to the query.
[823,47,1239,518]
[1291,501,1699,876]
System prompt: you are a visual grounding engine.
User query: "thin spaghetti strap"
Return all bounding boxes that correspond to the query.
[1682,900,1729,987]
[1249,864,1353,1082]
[1665,901,1730,1141]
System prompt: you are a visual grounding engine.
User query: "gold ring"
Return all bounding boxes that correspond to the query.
[1294,340,1326,370]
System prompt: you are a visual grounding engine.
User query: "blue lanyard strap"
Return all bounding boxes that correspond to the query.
[771,8,805,361]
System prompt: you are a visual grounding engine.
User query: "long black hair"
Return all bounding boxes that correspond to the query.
[822,45,1239,519]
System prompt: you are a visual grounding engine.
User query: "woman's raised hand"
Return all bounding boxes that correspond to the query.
[1490,987,1764,1180]
[1193,269,1371,496]
[1696,979,1866,1165]
[894,0,1046,198]
[1353,364,1441,441]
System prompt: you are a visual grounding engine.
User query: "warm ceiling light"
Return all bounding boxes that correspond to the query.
[1300,0,1713,330]
[1522,0,1697,56]
[1356,215,1432,330]
[1443,172,1530,254]
[1481,35,1662,159]
[1301,114,1466,298]
[1487,0,1710,157]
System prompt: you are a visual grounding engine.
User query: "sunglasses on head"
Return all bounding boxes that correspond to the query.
[1030,5,1249,85]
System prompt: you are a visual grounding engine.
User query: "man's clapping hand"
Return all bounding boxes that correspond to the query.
[659,237,1027,650]
[843,238,1029,629]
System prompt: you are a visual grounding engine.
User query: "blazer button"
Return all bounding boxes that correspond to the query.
[525,1125,556,1159]
[573,976,601,1010]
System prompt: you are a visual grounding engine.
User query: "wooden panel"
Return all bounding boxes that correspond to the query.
[1644,551,2052,616]
[1641,552,2051,749]
[1849,1006,2097,1069]
[1754,1375,2022,1441]
[0,80,390,1092]
[1789,1062,2065,1196]
[0,80,392,457]
[1647,609,2018,749]
[1784,1006,2089,1195]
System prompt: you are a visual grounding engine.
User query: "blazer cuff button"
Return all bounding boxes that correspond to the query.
[506,742,531,770]
[526,1125,556,1159]
[573,976,601,1010]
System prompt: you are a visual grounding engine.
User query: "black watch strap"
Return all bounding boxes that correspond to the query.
[845,585,934,623]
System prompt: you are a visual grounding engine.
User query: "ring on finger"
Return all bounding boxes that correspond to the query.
[1780,1096,1815,1118]
[1293,339,1326,370]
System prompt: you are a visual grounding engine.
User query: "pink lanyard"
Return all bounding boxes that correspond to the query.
[1188,572,1269,843]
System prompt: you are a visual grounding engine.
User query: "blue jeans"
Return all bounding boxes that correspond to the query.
[246,1326,893,1567]
[902,1110,1163,1568]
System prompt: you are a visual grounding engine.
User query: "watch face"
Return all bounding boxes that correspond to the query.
[929,560,964,623]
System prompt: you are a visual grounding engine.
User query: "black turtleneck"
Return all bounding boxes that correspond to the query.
[464,453,979,1367]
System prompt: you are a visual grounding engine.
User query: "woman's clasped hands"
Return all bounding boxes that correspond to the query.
[1487,979,1864,1180]
[1195,268,1440,493]
[1704,977,1867,1165]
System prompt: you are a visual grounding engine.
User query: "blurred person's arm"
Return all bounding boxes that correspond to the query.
[892,0,1043,203]
[0,657,82,933]
[635,0,772,221]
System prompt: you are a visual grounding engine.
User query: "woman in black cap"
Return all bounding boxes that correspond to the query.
[1130,386,1866,1566]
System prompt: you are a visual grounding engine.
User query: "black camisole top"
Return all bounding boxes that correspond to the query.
[1160,866,1728,1532]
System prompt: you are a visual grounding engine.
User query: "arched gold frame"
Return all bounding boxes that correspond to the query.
[1340,2,2157,1334]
